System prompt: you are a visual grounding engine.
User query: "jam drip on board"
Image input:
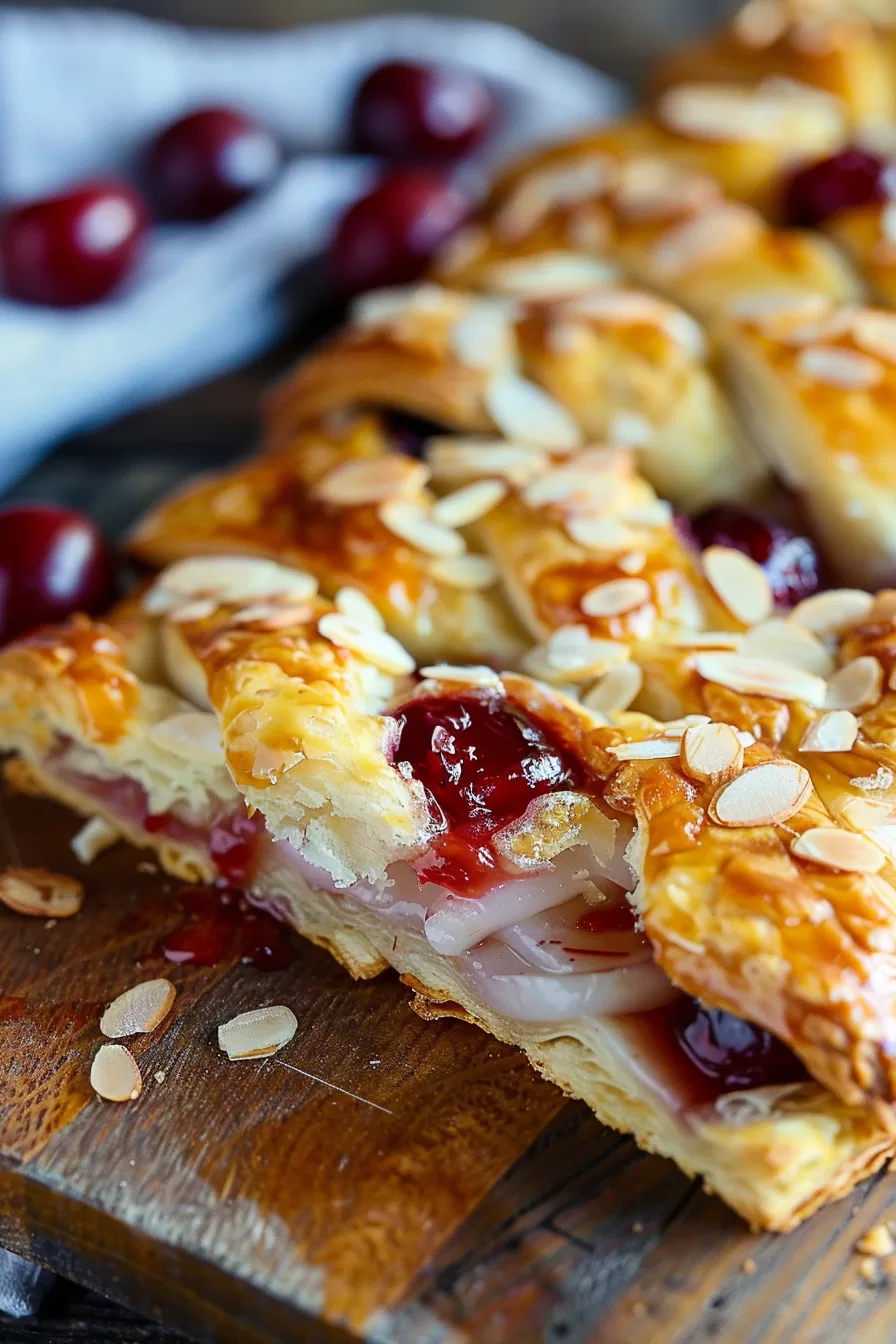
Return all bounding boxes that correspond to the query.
[158,886,296,972]
[390,692,583,896]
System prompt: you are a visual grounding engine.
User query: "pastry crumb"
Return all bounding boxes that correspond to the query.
[154,1070,166,1084]
[631,1301,647,1318]
[631,1220,644,1234]
[137,860,159,874]
[856,1224,895,1257]
[742,1257,757,1275]
[44,919,56,929]
[843,1285,864,1304]
[859,1257,882,1286]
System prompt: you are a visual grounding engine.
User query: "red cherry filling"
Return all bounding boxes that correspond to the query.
[158,886,295,971]
[391,693,583,895]
[673,999,808,1092]
[0,505,115,645]
[383,409,445,459]
[783,148,893,228]
[690,504,822,608]
[351,61,495,164]
[144,805,263,886]
[145,106,282,222]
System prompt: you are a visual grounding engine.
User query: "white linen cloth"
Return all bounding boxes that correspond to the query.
[0,8,627,495]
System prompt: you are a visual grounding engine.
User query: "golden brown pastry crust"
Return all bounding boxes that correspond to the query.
[826,201,896,307]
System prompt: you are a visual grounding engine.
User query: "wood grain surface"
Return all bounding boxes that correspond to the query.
[5,356,896,1343]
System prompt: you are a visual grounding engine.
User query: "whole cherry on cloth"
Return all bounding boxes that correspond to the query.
[329,170,469,294]
[351,61,496,163]
[0,506,115,645]
[0,181,148,308]
[673,998,808,1092]
[782,148,893,228]
[145,106,283,222]
[690,504,822,608]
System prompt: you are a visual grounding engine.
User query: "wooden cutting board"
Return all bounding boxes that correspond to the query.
[3,784,896,1344]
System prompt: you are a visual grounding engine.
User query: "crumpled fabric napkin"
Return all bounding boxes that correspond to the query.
[0,7,627,495]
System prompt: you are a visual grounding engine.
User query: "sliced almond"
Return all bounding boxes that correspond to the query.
[522,625,629,683]
[436,224,488,275]
[618,550,647,575]
[799,710,859,753]
[482,251,619,298]
[733,0,789,48]
[428,554,499,589]
[796,345,884,390]
[581,577,652,619]
[582,662,643,715]
[608,411,654,447]
[740,620,833,677]
[0,867,84,918]
[868,590,896,626]
[425,437,548,488]
[149,711,226,766]
[680,722,744,785]
[100,979,176,1039]
[830,794,896,829]
[432,479,507,528]
[650,205,762,278]
[710,761,811,828]
[693,652,827,706]
[728,289,832,329]
[485,373,582,451]
[378,500,465,557]
[90,1043,143,1102]
[666,631,743,650]
[825,657,883,713]
[621,501,674,527]
[607,738,681,760]
[790,827,885,874]
[790,588,874,636]
[228,601,313,630]
[351,283,454,329]
[334,587,385,632]
[702,546,773,626]
[144,556,318,614]
[218,1005,298,1060]
[565,516,640,554]
[317,613,415,677]
[450,300,516,372]
[662,714,712,737]
[418,664,502,687]
[852,310,896,366]
[313,456,430,507]
[70,816,120,865]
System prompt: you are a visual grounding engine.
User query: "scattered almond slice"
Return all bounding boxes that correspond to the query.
[680,722,744,785]
[799,710,859,753]
[856,1224,896,1257]
[661,714,712,737]
[693,652,827,706]
[565,516,640,554]
[702,546,773,626]
[418,664,502,687]
[317,613,416,677]
[831,794,896,830]
[313,455,429,506]
[790,828,885,874]
[666,631,742,650]
[101,979,176,1039]
[0,867,84,918]
[618,550,647,575]
[432,479,507,527]
[70,816,120,865]
[334,587,385,632]
[796,345,884,390]
[378,499,465,557]
[581,577,652,619]
[607,738,682,760]
[710,761,811,828]
[790,589,874,636]
[582,662,643,715]
[522,625,630,683]
[428,554,499,589]
[485,373,582,451]
[825,657,883,713]
[425,438,548,488]
[90,1043,142,1102]
[218,1005,298,1060]
[739,619,833,677]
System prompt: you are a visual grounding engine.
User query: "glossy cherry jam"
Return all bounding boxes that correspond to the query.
[391,693,582,895]
[145,106,282,221]
[673,999,808,1092]
[1,181,148,307]
[384,409,445,459]
[0,505,115,645]
[691,504,822,608]
[351,61,495,163]
[158,886,295,971]
[143,805,264,886]
[783,148,893,228]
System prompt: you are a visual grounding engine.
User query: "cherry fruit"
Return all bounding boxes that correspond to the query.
[690,504,821,608]
[783,147,892,227]
[351,60,495,163]
[0,505,115,645]
[1,181,147,308]
[145,106,282,222]
[673,999,807,1092]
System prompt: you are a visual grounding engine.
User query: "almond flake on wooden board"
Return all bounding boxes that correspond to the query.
[825,657,883,713]
[218,1005,298,1060]
[702,546,773,625]
[90,1044,143,1102]
[680,722,744,785]
[317,613,416,677]
[432,479,507,528]
[710,761,811,827]
[70,816,120,865]
[0,867,84,918]
[693,652,827,706]
[485,373,582,451]
[101,979,176,1039]
[581,578,652,619]
[582,662,643,715]
[790,828,885,874]
[790,588,875,635]
[799,710,859,753]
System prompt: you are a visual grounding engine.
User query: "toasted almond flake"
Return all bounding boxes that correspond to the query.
[825,657,883,713]
[436,225,488,275]
[494,156,614,242]
[228,601,312,630]
[710,761,811,828]
[611,156,720,222]
[485,373,582,451]
[0,868,83,918]
[608,411,654,447]
[856,1225,896,1258]
[449,300,516,372]
[703,546,773,626]
[662,714,712,737]
[483,251,619,298]
[796,345,884,389]
[659,82,799,142]
[71,817,120,865]
[790,588,875,635]
[680,722,744,784]
[218,1005,298,1060]
[378,499,465,557]
[727,288,832,328]
[740,620,833,677]
[851,311,896,365]
[168,598,217,624]
[799,710,859,753]
[869,590,896,626]
[523,466,610,513]
[666,631,743,650]
[313,456,430,507]
[618,550,647,575]
[522,626,629,683]
[608,738,682,760]
[790,828,885,873]
[565,516,639,554]
[831,795,896,829]
[425,437,548,488]
[90,1044,142,1102]
[581,577,652,619]
[100,979,176,1039]
[694,652,827,706]
[736,730,758,747]
[351,283,454,329]
[733,0,788,47]
[428,554,499,589]
[144,557,318,614]
[622,500,674,527]
[650,204,762,278]
[432,479,507,527]
[418,664,502,687]
[317,613,415,676]
[334,587,385,631]
[582,662,643,715]
[149,711,226,766]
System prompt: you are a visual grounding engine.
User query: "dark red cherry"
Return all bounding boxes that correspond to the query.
[782,148,893,228]
[329,170,469,294]
[0,506,115,645]
[690,504,822,609]
[1,181,147,308]
[145,106,282,222]
[383,409,445,458]
[351,61,495,163]
[673,999,808,1092]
